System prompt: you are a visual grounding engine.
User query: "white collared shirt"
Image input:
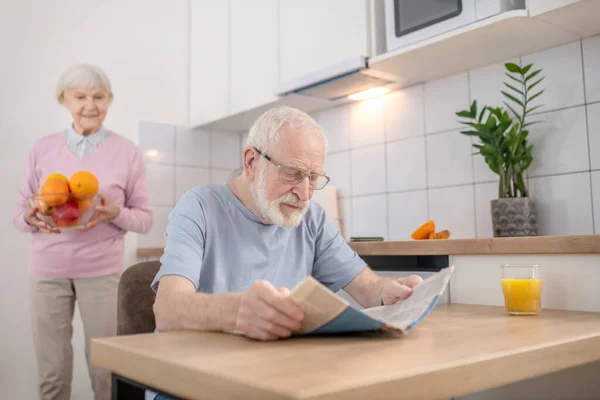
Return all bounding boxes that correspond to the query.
[64,125,111,158]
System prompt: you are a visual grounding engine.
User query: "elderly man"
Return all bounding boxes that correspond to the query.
[151,106,422,341]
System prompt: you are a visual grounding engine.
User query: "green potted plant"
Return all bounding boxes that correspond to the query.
[456,62,545,237]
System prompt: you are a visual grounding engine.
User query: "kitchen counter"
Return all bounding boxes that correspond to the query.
[136,234,600,258]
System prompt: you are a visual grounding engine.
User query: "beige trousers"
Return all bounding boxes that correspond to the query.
[30,274,120,400]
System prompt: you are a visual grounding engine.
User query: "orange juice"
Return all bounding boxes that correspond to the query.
[501,278,542,315]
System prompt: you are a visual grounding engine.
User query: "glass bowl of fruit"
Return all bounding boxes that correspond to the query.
[29,171,100,230]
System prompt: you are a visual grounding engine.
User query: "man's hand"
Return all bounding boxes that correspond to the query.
[381,275,424,305]
[236,280,304,341]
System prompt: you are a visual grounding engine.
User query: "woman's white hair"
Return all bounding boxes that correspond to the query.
[55,63,113,104]
[246,106,327,154]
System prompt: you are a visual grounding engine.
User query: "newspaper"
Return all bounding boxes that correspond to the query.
[288,265,455,335]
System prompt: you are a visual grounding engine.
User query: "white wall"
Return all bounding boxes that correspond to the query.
[0,1,189,398]
[316,37,600,241]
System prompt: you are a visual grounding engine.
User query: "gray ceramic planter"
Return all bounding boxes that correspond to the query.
[491,197,538,237]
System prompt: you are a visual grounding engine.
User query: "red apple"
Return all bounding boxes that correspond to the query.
[35,198,55,216]
[52,201,82,227]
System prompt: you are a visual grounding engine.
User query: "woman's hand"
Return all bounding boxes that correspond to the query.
[80,196,120,231]
[24,203,60,233]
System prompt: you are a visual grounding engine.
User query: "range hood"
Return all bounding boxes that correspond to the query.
[276,55,399,103]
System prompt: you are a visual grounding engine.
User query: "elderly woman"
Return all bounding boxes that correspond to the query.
[13,64,153,400]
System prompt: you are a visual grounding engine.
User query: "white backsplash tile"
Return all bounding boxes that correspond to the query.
[175,166,210,201]
[528,172,594,235]
[386,137,427,192]
[325,151,352,197]
[587,102,600,170]
[387,191,429,240]
[469,58,519,110]
[384,85,425,141]
[351,145,386,196]
[145,163,175,206]
[211,131,241,169]
[138,206,171,248]
[175,127,210,167]
[318,105,350,153]
[522,41,585,112]
[137,121,175,164]
[583,35,600,103]
[528,106,589,177]
[349,97,385,148]
[474,182,498,238]
[428,185,476,239]
[592,171,600,234]
[424,72,469,134]
[426,130,473,188]
[211,169,236,185]
[352,195,387,238]
[339,197,351,240]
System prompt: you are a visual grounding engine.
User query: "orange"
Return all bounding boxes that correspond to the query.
[46,173,68,184]
[69,171,99,200]
[76,198,93,213]
[40,178,70,206]
[411,220,435,240]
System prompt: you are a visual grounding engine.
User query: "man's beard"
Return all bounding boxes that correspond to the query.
[250,166,310,228]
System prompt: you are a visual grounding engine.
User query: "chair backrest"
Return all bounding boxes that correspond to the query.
[117,260,161,335]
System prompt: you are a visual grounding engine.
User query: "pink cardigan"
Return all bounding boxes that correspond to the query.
[14,131,153,278]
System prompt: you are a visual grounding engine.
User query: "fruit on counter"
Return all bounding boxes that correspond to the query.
[68,171,99,200]
[429,230,451,240]
[52,201,82,227]
[40,178,70,206]
[411,220,435,240]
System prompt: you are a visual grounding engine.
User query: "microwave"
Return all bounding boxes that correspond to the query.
[384,0,526,53]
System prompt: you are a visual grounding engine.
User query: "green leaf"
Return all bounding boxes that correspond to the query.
[526,104,544,114]
[456,110,472,118]
[502,91,524,107]
[527,77,544,91]
[505,63,521,73]
[522,121,542,128]
[470,100,477,117]
[505,73,524,85]
[521,63,533,75]
[525,69,542,82]
[503,102,521,120]
[478,107,487,123]
[460,130,484,137]
[529,89,545,103]
[504,82,524,96]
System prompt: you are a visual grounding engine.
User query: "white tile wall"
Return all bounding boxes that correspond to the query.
[386,138,427,192]
[351,145,386,196]
[522,41,585,111]
[325,151,352,197]
[592,171,600,234]
[175,127,210,167]
[211,131,241,169]
[384,84,425,141]
[211,169,235,184]
[352,195,387,238]
[426,130,473,188]
[339,197,351,240]
[583,35,600,103]
[428,185,476,239]
[137,206,171,248]
[145,163,175,206]
[588,102,600,170]
[137,121,175,164]
[349,97,385,147]
[175,166,209,201]
[388,191,428,240]
[318,105,350,153]
[528,172,594,235]
[528,106,589,177]
[469,58,519,110]
[424,72,469,134]
[474,182,498,238]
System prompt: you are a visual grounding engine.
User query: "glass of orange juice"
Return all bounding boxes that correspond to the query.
[501,264,542,315]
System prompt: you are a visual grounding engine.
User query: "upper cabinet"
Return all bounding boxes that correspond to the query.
[527,0,583,16]
[278,0,371,84]
[190,0,230,127]
[230,0,279,115]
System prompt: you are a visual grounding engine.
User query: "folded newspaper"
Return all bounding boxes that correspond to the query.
[288,265,455,335]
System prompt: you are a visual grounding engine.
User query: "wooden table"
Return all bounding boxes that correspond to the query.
[91,304,600,400]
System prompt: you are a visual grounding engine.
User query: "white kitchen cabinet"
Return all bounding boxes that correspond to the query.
[230,0,279,115]
[190,0,230,126]
[278,0,370,84]
[528,0,583,16]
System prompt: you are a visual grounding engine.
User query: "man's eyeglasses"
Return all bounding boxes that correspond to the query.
[253,147,330,190]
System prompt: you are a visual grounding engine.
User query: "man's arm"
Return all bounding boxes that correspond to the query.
[343,266,423,308]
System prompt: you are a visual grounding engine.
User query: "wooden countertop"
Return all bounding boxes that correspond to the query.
[91,304,600,400]
[137,235,600,258]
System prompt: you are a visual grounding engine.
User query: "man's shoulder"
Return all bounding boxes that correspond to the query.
[178,184,228,209]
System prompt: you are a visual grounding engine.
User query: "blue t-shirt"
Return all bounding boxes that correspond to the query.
[151,184,366,294]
